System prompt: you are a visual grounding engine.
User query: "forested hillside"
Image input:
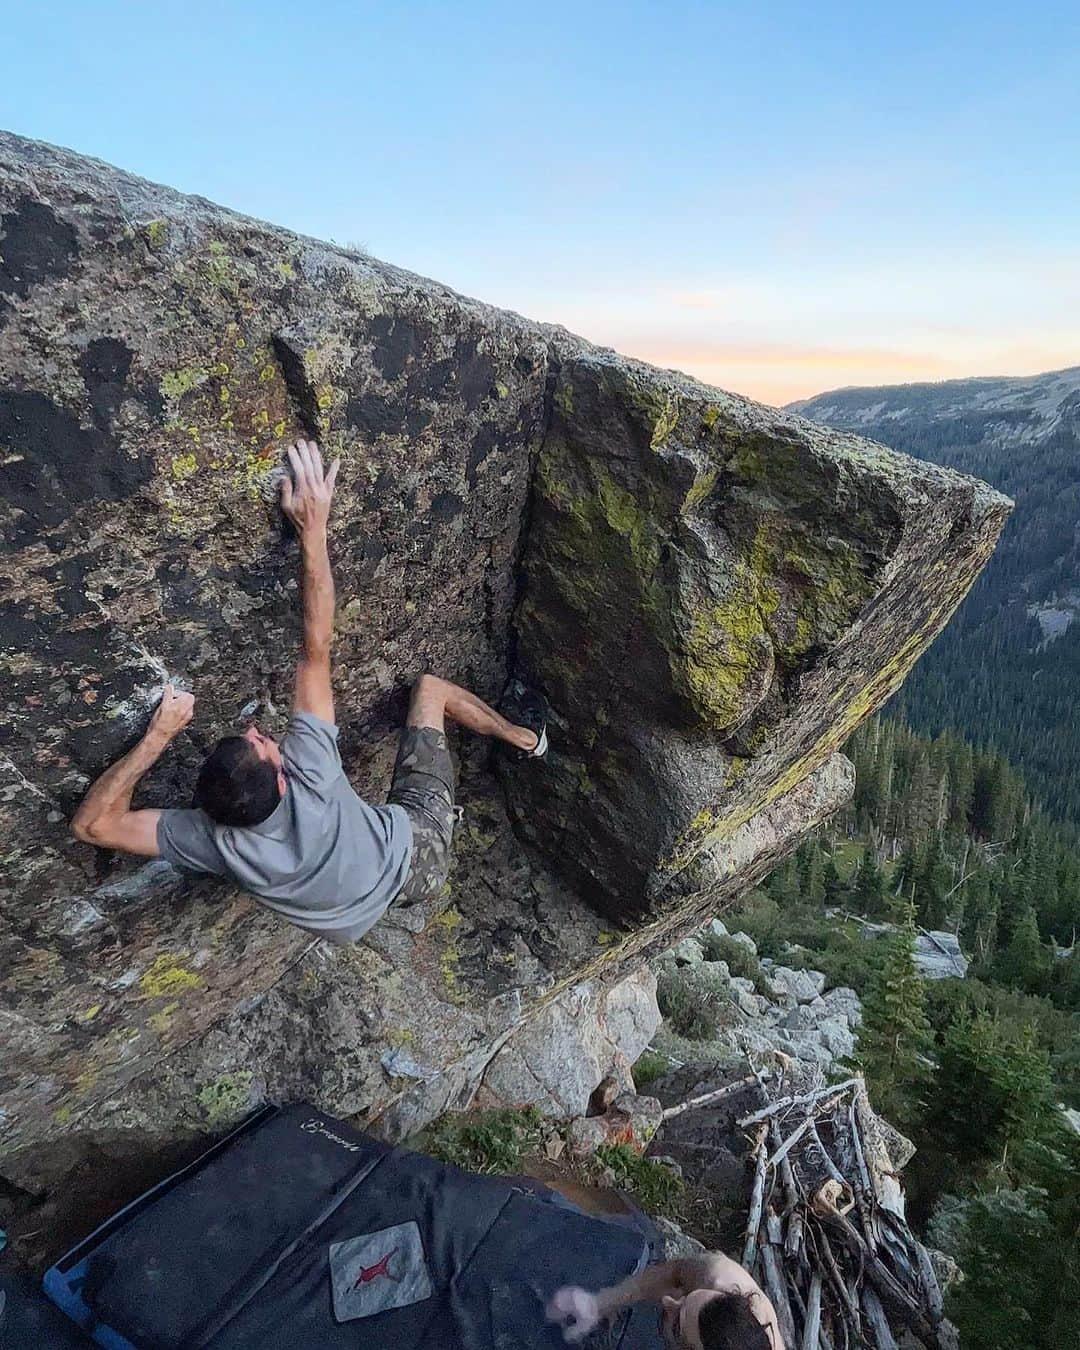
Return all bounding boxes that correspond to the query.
[790,367,1080,823]
[729,714,1080,1349]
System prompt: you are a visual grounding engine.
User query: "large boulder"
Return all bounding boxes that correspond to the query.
[766,966,827,1004]
[474,968,660,1118]
[505,354,1010,922]
[0,132,1006,1238]
[915,931,969,980]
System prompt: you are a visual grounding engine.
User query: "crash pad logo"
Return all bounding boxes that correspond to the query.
[329,1221,434,1322]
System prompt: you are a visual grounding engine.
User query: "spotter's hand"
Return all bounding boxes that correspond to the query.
[546,1287,601,1344]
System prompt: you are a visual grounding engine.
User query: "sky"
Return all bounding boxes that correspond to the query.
[1,0,1077,406]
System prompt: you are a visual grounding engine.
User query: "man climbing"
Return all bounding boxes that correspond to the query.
[71,439,547,943]
[547,1250,783,1349]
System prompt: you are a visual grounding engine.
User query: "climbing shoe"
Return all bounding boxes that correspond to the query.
[500,679,549,759]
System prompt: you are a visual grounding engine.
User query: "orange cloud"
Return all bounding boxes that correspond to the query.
[629,342,949,373]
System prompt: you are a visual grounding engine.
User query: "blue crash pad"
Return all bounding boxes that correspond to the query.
[44,1103,663,1349]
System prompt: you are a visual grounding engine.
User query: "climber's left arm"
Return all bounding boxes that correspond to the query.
[70,684,193,856]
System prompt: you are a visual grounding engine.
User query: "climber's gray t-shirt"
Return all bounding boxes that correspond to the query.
[156,713,413,943]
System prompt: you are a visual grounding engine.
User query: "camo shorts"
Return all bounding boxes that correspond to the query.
[387,725,458,905]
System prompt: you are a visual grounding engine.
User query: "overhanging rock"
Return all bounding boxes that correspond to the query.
[0,131,1009,1201]
[505,352,1010,920]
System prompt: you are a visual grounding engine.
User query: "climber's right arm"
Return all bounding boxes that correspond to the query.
[70,684,194,856]
[280,439,340,725]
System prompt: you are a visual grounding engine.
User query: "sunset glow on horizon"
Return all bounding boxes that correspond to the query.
[1,1,1076,409]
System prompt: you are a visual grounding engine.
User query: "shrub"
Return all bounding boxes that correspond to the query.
[657,972,722,1040]
[418,1107,545,1174]
[632,1049,668,1090]
[701,931,765,987]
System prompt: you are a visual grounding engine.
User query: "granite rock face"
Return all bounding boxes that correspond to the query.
[0,131,1007,1208]
[506,353,1012,920]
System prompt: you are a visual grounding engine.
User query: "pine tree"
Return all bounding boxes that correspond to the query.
[803,841,826,908]
[854,899,932,1129]
[851,848,888,918]
[928,1013,1053,1175]
[961,870,999,964]
[893,840,922,905]
[767,856,800,908]
[946,737,975,833]
[917,833,952,931]
[822,853,847,909]
[994,905,1050,995]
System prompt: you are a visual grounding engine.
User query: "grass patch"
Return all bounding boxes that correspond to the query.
[632,1049,668,1090]
[593,1144,684,1213]
[415,1107,546,1174]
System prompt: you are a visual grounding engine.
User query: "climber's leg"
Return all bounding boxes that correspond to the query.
[386,675,547,907]
[405,673,540,752]
[386,717,457,906]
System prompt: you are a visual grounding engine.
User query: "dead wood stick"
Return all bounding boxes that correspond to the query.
[661,1074,758,1120]
[785,1208,805,1261]
[739,1079,859,1127]
[767,1096,849,1175]
[847,1099,872,1195]
[845,1103,881,1249]
[761,1242,798,1350]
[743,1130,769,1272]
[806,1121,848,1189]
[801,1272,823,1350]
[771,1119,800,1208]
[861,1286,899,1350]
[812,1222,861,1331]
[914,1238,945,1321]
[771,1117,805,1259]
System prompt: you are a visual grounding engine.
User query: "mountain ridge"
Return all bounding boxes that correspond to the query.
[791,362,1080,824]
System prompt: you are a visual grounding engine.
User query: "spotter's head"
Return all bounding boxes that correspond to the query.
[661,1290,772,1350]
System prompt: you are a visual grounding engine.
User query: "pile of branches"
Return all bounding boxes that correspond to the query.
[736,1077,957,1350]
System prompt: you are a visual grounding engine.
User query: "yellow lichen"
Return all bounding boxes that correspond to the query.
[197,1072,254,1127]
[650,395,680,450]
[160,365,209,401]
[170,452,199,481]
[149,1000,181,1035]
[683,466,717,514]
[138,956,203,999]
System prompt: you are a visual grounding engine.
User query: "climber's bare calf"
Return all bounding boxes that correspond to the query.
[70,439,548,945]
[406,673,539,751]
[383,673,546,910]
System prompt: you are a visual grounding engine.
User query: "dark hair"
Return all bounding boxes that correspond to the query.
[695,1293,772,1350]
[194,736,281,826]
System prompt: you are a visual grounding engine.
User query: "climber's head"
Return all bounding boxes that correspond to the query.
[661,1289,772,1350]
[194,726,285,825]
